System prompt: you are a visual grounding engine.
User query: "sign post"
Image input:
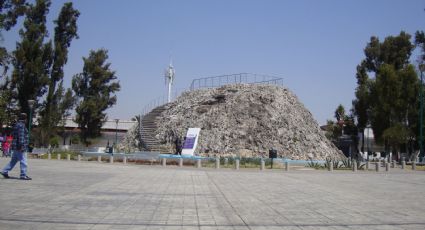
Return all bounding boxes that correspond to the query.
[181,128,201,156]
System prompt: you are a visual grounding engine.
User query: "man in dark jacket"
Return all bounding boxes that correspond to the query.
[0,113,31,180]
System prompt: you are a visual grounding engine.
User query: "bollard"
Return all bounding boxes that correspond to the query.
[377,159,381,168]
[215,157,220,169]
[412,161,416,170]
[109,155,114,164]
[179,158,183,167]
[67,154,70,161]
[224,158,228,167]
[48,153,51,160]
[401,161,406,170]
[162,158,166,167]
[352,161,357,172]
[328,161,333,172]
[123,156,127,164]
[392,160,396,168]
[386,162,390,171]
[366,161,370,170]
[57,153,61,160]
[260,159,265,171]
[285,161,289,171]
[375,162,380,172]
[235,159,240,170]
[77,154,81,162]
[97,155,101,162]
[196,159,201,168]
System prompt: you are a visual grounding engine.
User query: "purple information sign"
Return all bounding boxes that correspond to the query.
[182,136,196,149]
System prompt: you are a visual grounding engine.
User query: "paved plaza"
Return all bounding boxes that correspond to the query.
[0,158,424,230]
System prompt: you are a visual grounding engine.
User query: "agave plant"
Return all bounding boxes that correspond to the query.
[342,158,366,170]
[324,157,341,169]
[306,160,322,169]
[341,158,352,168]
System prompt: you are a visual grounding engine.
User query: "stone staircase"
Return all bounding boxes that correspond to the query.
[140,105,167,152]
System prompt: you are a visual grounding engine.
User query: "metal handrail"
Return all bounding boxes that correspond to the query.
[189,73,283,90]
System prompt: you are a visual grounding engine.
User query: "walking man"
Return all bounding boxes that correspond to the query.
[0,113,32,180]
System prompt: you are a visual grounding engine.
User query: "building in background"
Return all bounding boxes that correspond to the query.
[38,118,137,149]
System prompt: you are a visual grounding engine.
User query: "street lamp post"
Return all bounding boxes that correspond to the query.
[419,64,425,161]
[27,100,35,146]
[114,119,119,150]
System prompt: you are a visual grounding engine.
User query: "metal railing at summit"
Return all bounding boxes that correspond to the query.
[189,73,284,91]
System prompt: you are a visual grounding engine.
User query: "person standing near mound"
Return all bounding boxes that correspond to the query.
[0,113,31,180]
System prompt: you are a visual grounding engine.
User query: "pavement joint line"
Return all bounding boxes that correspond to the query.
[205,171,252,230]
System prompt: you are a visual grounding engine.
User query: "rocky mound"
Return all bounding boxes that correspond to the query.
[152,84,343,160]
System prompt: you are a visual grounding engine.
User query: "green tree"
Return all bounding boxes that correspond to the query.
[38,2,79,146]
[353,31,419,160]
[0,0,27,76]
[325,119,340,142]
[326,105,359,158]
[0,0,27,128]
[415,31,425,64]
[0,77,14,130]
[352,61,370,152]
[10,0,51,121]
[72,49,120,145]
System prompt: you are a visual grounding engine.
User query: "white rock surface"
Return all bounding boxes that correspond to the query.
[149,84,343,160]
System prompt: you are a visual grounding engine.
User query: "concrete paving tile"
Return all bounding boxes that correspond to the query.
[0,159,425,230]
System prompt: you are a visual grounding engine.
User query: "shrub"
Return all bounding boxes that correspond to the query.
[71,135,80,144]
[49,136,61,148]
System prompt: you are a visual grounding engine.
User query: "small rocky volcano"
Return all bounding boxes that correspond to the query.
[151,84,343,160]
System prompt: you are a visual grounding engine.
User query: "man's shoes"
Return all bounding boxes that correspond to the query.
[20,175,32,180]
[0,172,9,179]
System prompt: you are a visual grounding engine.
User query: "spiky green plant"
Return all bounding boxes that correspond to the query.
[306,160,322,169]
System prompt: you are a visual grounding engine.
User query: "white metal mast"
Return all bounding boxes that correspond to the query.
[164,60,175,103]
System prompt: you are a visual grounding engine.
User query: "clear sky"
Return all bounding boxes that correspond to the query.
[2,0,425,124]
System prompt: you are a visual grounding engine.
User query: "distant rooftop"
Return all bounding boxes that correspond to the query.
[33,118,137,132]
